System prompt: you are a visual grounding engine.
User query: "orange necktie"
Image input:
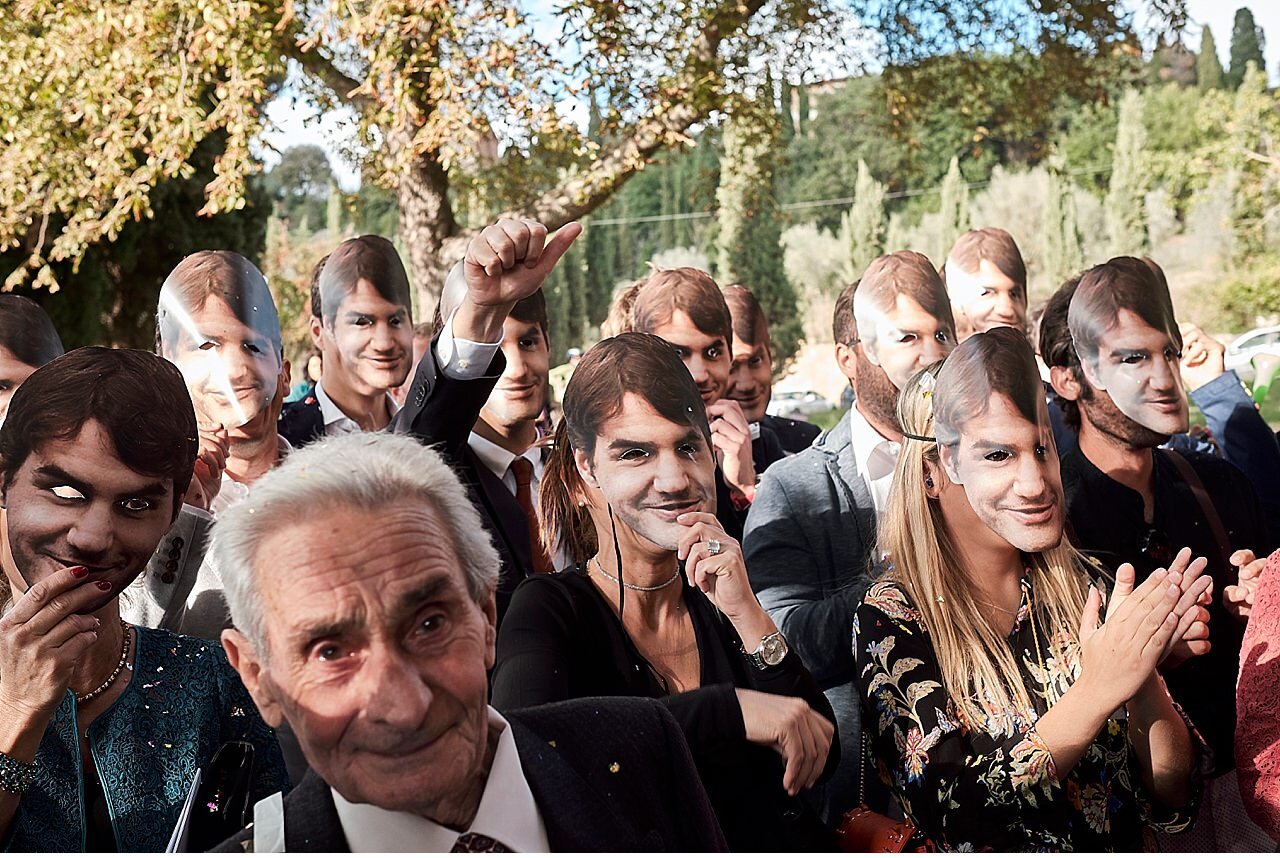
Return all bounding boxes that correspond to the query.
[510,456,555,574]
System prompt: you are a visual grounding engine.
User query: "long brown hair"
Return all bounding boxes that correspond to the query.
[539,418,597,566]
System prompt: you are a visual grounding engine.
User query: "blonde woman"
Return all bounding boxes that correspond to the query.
[853,326,1207,850]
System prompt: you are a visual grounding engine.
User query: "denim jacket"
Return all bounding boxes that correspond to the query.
[6,625,288,851]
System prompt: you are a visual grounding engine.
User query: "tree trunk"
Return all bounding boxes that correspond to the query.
[395,146,465,324]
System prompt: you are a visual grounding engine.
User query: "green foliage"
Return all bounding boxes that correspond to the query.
[0,134,269,349]
[844,160,886,276]
[1041,159,1084,291]
[936,156,970,262]
[1105,88,1149,255]
[1226,7,1266,90]
[1214,255,1280,331]
[716,111,802,370]
[1198,25,1224,91]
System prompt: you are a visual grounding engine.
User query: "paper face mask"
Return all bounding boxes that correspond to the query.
[1067,260,1188,437]
[935,327,1064,554]
[853,291,954,390]
[157,253,283,430]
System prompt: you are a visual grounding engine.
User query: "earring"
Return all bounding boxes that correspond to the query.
[924,475,935,489]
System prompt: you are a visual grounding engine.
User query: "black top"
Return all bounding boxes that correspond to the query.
[751,422,788,475]
[761,413,821,456]
[1061,444,1273,773]
[492,567,839,851]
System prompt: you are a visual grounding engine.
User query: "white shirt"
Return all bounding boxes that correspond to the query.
[846,402,901,520]
[468,431,544,500]
[210,436,294,515]
[313,379,401,437]
[332,708,548,853]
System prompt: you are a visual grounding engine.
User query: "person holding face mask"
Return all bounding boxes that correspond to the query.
[1045,257,1276,850]
[0,296,64,430]
[742,254,956,822]
[0,348,286,851]
[279,236,414,446]
[492,333,839,851]
[853,327,1207,851]
[941,227,1029,340]
[721,284,813,470]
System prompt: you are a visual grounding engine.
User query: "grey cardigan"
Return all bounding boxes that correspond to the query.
[743,409,880,820]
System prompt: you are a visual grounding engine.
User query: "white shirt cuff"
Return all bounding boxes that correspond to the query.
[437,309,502,380]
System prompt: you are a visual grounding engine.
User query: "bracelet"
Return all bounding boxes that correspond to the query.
[0,750,37,794]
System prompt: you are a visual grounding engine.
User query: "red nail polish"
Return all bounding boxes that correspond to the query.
[70,566,88,578]
[95,581,112,591]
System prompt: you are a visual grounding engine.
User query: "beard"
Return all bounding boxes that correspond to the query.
[1079,383,1169,450]
[853,351,902,433]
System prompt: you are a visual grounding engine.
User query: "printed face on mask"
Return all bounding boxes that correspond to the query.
[857,293,955,390]
[1080,309,1188,437]
[161,293,282,431]
[940,394,1064,553]
[946,259,1027,338]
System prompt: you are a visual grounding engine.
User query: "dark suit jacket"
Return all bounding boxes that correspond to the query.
[390,336,537,622]
[761,413,821,456]
[212,697,727,852]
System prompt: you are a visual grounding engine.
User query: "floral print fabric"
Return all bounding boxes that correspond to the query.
[853,580,1198,851]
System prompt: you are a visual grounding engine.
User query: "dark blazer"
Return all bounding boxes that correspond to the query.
[390,337,536,622]
[277,394,325,449]
[761,413,821,455]
[212,697,728,852]
[742,409,881,822]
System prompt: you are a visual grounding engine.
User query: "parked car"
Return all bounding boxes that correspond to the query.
[1225,325,1280,383]
[767,390,835,418]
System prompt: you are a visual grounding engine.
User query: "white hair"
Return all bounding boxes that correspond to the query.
[210,432,499,653]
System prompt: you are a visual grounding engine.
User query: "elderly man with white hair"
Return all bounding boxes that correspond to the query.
[210,432,726,852]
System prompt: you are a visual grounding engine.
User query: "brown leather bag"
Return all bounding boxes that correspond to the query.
[836,735,936,852]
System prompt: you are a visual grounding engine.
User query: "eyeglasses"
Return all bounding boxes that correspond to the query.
[1138,525,1174,567]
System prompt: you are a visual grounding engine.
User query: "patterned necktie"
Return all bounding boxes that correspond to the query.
[509,456,555,574]
[452,832,512,852]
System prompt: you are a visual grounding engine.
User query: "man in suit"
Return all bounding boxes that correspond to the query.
[721,284,819,466]
[394,218,581,621]
[742,253,956,822]
[278,236,415,446]
[211,433,726,852]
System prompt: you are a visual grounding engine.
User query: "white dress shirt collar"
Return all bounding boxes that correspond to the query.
[846,402,901,518]
[468,431,542,485]
[314,379,399,436]
[332,707,549,853]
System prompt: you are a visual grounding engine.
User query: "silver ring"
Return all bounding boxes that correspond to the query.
[706,539,722,556]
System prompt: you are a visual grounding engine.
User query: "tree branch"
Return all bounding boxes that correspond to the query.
[510,0,769,229]
[282,36,372,110]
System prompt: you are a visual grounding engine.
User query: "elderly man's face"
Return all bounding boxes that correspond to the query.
[228,502,496,818]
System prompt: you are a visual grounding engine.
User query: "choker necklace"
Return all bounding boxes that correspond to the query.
[591,557,680,592]
[76,621,132,705]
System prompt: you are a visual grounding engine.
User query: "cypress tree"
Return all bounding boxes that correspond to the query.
[937,156,970,262]
[1198,24,1224,91]
[1105,89,1149,256]
[1041,158,1084,289]
[846,159,886,276]
[1226,7,1266,90]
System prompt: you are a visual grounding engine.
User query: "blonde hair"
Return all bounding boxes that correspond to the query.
[878,361,1089,733]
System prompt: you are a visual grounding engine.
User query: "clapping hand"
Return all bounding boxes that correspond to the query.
[1225,548,1266,620]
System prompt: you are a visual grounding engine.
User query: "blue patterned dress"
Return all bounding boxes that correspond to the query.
[5,625,288,851]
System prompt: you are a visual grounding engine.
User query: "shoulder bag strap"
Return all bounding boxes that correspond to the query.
[1159,448,1233,569]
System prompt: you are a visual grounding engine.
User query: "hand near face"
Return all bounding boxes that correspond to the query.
[464,219,582,310]
[184,425,229,511]
[1224,548,1265,621]
[1178,323,1226,392]
[675,512,771,637]
[0,567,109,726]
[705,398,756,498]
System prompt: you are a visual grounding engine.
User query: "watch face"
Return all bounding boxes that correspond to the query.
[762,635,787,665]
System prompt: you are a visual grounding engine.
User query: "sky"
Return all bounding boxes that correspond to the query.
[257,1,1280,192]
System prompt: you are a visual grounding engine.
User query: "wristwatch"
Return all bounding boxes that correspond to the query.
[744,631,789,670]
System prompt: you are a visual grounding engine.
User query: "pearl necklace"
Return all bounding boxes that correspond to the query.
[590,557,680,592]
[75,621,132,705]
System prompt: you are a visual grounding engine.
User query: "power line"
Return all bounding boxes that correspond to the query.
[585,163,1113,226]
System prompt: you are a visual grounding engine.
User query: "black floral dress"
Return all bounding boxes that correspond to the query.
[852,578,1199,851]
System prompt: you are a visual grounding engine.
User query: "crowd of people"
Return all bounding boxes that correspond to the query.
[0,213,1277,852]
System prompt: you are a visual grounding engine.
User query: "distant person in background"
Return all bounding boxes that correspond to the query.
[287,350,322,403]
[279,237,413,446]
[600,279,643,338]
[942,227,1028,340]
[0,295,64,427]
[742,253,957,822]
[390,322,434,407]
[722,284,819,468]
